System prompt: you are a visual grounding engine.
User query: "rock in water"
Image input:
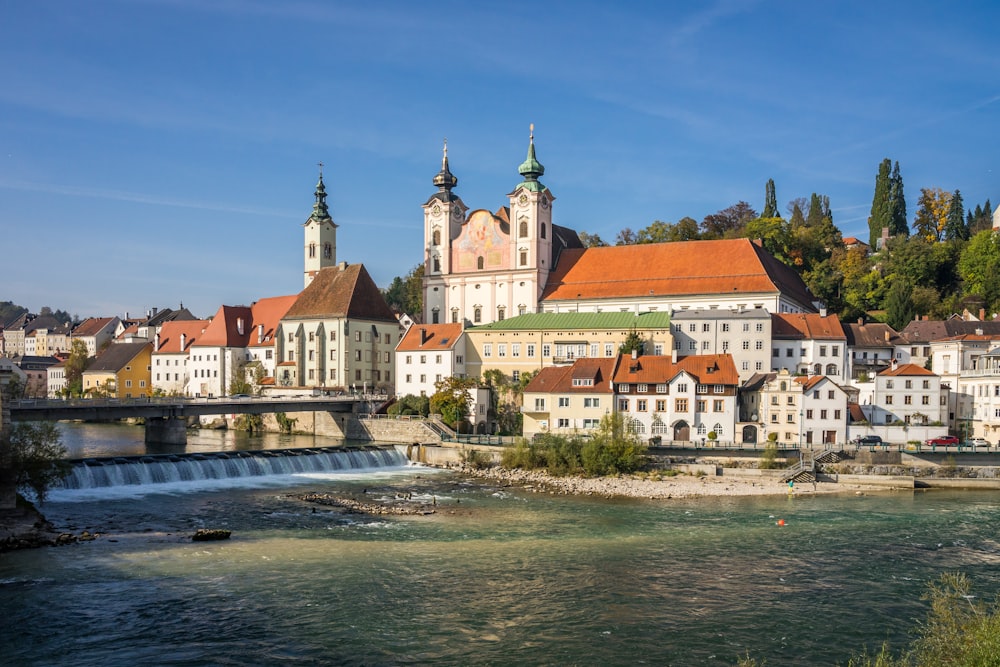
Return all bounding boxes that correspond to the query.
[192,529,231,542]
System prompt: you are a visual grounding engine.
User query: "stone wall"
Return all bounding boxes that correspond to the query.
[256,411,442,445]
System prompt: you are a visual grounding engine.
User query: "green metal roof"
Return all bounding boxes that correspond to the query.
[470,311,671,331]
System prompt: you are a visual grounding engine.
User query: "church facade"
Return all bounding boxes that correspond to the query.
[421,131,817,330]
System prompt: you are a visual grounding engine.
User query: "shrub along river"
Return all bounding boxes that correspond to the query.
[2,423,999,666]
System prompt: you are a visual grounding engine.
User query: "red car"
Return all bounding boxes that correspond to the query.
[925,435,960,446]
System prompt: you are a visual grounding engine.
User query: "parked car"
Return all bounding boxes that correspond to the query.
[962,437,991,448]
[924,435,960,446]
[853,435,883,447]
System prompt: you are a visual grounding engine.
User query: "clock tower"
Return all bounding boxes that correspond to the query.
[303,166,338,288]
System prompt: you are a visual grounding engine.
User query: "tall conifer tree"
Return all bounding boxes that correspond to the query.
[762,179,778,218]
[944,190,967,241]
[889,161,908,237]
[868,158,892,247]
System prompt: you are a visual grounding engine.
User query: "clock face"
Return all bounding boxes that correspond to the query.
[518,194,528,206]
[540,196,549,208]
[432,204,442,216]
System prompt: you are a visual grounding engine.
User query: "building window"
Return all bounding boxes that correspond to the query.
[714,400,724,412]
[527,344,536,357]
[904,395,912,405]
[922,395,930,405]
[886,395,893,404]
[474,308,482,323]
[559,397,570,407]
[512,343,521,357]
[483,344,492,357]
[618,384,630,392]
[637,383,648,393]
[584,397,600,408]
[675,398,688,412]
[498,344,507,357]
[519,221,528,237]
[477,256,484,270]
[542,344,551,357]
[451,310,459,324]
[676,383,687,393]
[605,343,614,357]
[520,251,527,266]
[637,399,647,411]
[697,399,706,412]
[656,384,668,393]
[655,399,666,411]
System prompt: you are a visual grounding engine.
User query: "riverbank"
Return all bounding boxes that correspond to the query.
[455,464,892,499]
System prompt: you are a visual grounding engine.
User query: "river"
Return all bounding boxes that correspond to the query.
[2,423,1000,666]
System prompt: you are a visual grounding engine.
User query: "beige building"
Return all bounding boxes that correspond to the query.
[522,357,617,438]
[463,311,673,382]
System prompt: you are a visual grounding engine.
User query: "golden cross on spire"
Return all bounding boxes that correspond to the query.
[317,161,324,177]
[529,123,534,141]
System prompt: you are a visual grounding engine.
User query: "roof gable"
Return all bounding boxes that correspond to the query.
[397,324,464,351]
[284,263,397,322]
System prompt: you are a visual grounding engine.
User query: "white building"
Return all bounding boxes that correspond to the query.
[670,308,770,380]
[522,357,617,438]
[797,375,850,446]
[770,312,848,383]
[864,363,947,427]
[395,323,466,398]
[151,319,209,395]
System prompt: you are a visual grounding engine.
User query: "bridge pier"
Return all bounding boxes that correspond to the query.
[145,417,188,446]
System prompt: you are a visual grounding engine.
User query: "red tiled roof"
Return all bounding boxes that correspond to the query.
[72,316,117,337]
[284,263,397,322]
[249,295,298,347]
[612,353,739,386]
[772,312,846,340]
[155,319,210,354]
[879,363,936,377]
[524,357,617,394]
[396,324,464,352]
[540,238,815,309]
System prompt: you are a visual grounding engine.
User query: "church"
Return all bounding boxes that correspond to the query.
[421,129,818,327]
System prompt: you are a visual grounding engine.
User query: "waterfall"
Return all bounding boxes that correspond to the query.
[58,446,409,490]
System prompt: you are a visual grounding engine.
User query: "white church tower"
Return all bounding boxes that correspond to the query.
[303,166,338,288]
[422,127,558,326]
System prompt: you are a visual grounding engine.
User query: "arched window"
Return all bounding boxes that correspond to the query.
[519,221,528,237]
[696,423,707,435]
[308,243,316,258]
[432,229,441,245]
[713,423,723,437]
[474,307,482,323]
[477,256,484,270]
[498,307,505,321]
[433,256,441,272]
[540,223,547,239]
[826,364,837,375]
[323,243,332,259]
[432,308,440,324]
[451,309,459,324]
[814,363,822,375]
[779,381,787,391]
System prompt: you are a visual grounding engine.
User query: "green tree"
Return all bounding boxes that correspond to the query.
[387,394,430,417]
[577,231,609,248]
[635,220,673,244]
[618,327,645,355]
[0,422,70,504]
[701,201,757,239]
[959,230,1000,313]
[745,216,791,264]
[788,201,806,229]
[430,376,477,431]
[943,189,968,241]
[889,160,908,237]
[885,279,916,331]
[868,158,893,247]
[580,412,647,476]
[614,227,638,245]
[762,178,778,218]
[381,264,424,317]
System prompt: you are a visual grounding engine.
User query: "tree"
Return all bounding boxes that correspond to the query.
[614,227,638,245]
[0,422,70,504]
[429,376,477,431]
[634,218,700,243]
[580,412,647,476]
[889,160,907,237]
[913,187,952,242]
[577,231,609,248]
[958,230,1000,313]
[635,220,673,244]
[942,189,968,241]
[381,264,424,317]
[788,202,806,229]
[701,201,757,239]
[744,216,791,264]
[63,339,90,397]
[885,279,916,331]
[868,158,893,247]
[618,327,645,355]
[761,179,778,218]
[387,394,430,417]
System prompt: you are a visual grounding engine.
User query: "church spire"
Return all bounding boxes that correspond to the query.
[310,162,332,222]
[432,138,458,193]
[517,123,545,185]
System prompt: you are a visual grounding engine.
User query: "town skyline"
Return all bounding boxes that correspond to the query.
[2,1,998,319]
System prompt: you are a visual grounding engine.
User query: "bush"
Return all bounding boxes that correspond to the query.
[759,442,781,469]
[460,448,492,470]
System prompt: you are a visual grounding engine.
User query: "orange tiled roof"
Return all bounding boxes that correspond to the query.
[524,357,617,394]
[194,296,296,349]
[72,316,117,337]
[794,375,833,391]
[612,353,739,386]
[397,324,464,352]
[879,363,936,377]
[155,319,210,354]
[249,295,298,347]
[540,238,815,309]
[772,312,846,340]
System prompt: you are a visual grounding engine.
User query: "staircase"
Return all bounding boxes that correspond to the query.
[423,417,457,442]
[782,449,816,483]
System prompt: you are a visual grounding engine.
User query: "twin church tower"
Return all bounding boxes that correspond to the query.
[303,127,574,326]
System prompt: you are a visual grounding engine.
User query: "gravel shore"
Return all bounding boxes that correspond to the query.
[456,465,879,499]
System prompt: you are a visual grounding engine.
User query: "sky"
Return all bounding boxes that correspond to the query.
[2,0,998,320]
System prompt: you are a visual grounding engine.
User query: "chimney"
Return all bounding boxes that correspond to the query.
[420,328,428,345]
[257,323,264,344]
[884,330,890,342]
[154,333,160,352]
[980,308,986,321]
[631,348,638,360]
[180,333,186,350]
[819,308,827,318]
[858,317,864,325]
[976,328,984,336]
[671,349,678,363]
[152,307,158,317]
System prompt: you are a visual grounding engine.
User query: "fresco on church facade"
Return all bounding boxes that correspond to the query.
[453,209,509,271]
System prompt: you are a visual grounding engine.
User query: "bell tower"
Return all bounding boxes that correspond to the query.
[422,140,467,324]
[303,164,338,288]
[508,124,555,307]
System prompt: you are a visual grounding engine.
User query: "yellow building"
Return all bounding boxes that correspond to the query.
[464,311,672,382]
[82,342,153,398]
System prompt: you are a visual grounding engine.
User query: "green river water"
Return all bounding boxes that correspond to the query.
[1,424,999,666]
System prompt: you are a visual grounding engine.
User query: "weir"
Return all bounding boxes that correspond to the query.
[58,445,408,490]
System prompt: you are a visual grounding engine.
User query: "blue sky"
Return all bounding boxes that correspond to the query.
[2,0,998,320]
